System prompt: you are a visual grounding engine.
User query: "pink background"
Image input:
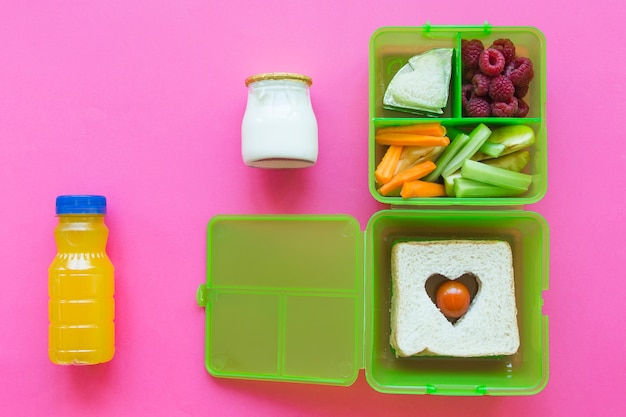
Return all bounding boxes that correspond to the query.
[1,1,624,415]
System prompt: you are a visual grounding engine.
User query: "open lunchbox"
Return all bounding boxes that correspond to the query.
[196,24,549,396]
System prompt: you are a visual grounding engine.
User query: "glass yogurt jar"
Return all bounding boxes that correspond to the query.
[242,73,318,168]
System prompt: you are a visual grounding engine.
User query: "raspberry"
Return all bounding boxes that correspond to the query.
[461,39,484,69]
[462,84,473,109]
[463,67,480,83]
[491,96,519,117]
[491,38,516,65]
[472,73,491,97]
[479,48,506,76]
[514,84,529,98]
[505,57,534,87]
[516,98,529,117]
[465,96,491,117]
[489,75,515,102]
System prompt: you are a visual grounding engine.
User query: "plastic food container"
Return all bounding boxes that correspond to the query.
[369,23,546,205]
[197,210,549,395]
[196,24,549,396]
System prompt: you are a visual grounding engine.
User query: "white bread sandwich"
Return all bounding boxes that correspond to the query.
[383,48,453,115]
[389,240,519,357]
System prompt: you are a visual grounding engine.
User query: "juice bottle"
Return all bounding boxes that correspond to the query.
[48,195,115,365]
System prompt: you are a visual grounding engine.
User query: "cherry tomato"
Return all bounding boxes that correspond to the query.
[436,281,470,319]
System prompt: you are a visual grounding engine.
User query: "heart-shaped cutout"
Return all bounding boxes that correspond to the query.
[425,273,480,324]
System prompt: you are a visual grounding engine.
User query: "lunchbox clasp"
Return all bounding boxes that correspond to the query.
[422,20,492,35]
[196,284,210,307]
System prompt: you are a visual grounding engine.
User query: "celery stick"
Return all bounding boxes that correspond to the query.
[461,159,532,191]
[442,123,492,178]
[454,178,525,198]
[443,170,462,196]
[423,133,470,182]
[444,125,464,140]
[478,141,506,158]
[482,150,531,172]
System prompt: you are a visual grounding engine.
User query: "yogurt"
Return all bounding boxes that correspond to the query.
[242,73,318,168]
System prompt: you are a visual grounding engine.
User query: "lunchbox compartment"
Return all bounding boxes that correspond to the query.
[369,28,458,119]
[370,119,546,205]
[364,210,549,395]
[455,27,545,120]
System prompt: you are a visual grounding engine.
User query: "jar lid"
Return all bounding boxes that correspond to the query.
[245,72,312,87]
[56,195,107,215]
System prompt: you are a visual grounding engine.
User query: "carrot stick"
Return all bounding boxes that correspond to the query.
[378,160,437,196]
[377,123,446,137]
[375,145,403,184]
[375,133,450,147]
[400,180,446,199]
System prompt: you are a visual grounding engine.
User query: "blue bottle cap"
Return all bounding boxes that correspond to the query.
[56,195,107,215]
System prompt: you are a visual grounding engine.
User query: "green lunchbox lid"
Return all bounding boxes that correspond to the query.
[197,215,364,386]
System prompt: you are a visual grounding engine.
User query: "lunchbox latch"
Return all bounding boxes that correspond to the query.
[422,20,492,34]
[196,284,210,307]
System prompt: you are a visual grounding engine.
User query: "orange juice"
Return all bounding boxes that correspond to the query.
[48,195,115,365]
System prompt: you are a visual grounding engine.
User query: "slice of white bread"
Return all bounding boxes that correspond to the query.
[389,240,519,357]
